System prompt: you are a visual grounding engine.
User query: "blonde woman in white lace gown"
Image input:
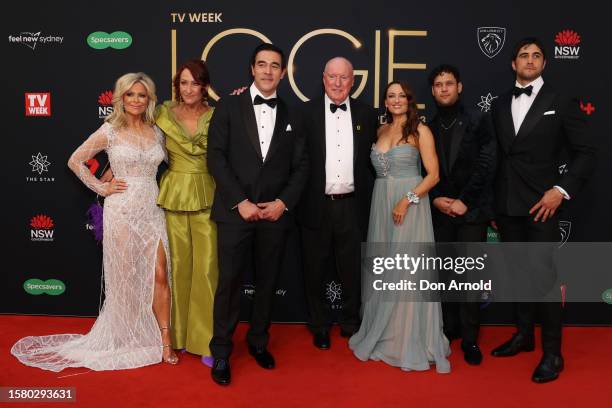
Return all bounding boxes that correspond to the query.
[11,73,178,371]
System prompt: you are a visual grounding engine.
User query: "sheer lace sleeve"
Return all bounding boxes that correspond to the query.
[68,123,111,196]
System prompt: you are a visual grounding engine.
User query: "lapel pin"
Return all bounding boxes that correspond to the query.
[356,125,361,131]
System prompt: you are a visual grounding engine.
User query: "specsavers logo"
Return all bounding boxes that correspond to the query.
[23,278,65,295]
[87,31,132,50]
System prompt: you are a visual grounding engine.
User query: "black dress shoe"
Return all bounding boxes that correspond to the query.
[313,331,330,350]
[491,333,535,357]
[461,342,483,365]
[340,328,357,338]
[211,358,231,386]
[532,354,564,383]
[248,345,275,369]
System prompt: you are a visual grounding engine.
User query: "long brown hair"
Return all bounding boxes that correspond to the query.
[383,80,420,145]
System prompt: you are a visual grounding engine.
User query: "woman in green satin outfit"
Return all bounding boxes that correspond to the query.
[155,59,218,365]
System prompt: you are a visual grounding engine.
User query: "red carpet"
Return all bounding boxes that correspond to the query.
[1,316,611,407]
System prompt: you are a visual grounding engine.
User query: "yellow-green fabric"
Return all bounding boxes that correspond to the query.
[165,210,217,356]
[155,101,218,356]
[156,101,215,211]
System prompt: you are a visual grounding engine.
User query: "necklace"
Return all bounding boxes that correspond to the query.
[440,118,457,130]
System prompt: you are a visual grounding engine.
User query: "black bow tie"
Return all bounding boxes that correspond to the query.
[513,85,533,98]
[330,103,347,113]
[253,94,277,108]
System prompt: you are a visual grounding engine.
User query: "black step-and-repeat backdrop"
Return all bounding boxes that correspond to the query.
[4,1,610,324]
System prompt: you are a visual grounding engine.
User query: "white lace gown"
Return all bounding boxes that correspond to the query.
[11,122,171,372]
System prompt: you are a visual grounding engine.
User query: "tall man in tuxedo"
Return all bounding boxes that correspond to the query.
[298,57,378,350]
[207,43,308,386]
[490,37,596,383]
[428,64,497,366]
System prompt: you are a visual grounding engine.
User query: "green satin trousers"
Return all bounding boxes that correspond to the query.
[166,209,218,356]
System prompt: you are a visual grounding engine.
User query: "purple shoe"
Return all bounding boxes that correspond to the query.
[202,356,214,367]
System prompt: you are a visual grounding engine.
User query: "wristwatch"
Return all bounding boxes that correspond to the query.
[405,191,420,204]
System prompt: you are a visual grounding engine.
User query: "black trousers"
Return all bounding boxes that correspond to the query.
[496,214,562,356]
[209,221,288,359]
[301,196,362,335]
[433,212,487,345]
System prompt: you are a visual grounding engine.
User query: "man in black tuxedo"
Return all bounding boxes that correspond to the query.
[490,37,596,383]
[298,57,377,350]
[207,43,308,385]
[428,64,496,366]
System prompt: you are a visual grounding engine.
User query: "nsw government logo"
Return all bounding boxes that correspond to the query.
[87,31,132,50]
[98,90,114,118]
[554,30,581,60]
[477,27,506,58]
[30,214,55,242]
[25,92,51,116]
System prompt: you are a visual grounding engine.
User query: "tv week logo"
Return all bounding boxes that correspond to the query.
[25,93,51,116]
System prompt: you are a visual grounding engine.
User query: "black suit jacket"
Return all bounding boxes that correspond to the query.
[207,92,309,225]
[296,97,377,239]
[429,106,497,223]
[491,82,596,216]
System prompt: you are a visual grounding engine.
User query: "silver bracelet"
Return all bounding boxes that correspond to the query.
[405,191,420,204]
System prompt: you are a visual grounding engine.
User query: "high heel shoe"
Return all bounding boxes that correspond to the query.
[160,327,179,365]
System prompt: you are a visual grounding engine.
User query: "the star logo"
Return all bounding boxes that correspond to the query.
[29,152,50,175]
[477,93,498,112]
[325,281,342,303]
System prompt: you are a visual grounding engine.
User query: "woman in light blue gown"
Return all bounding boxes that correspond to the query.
[349,81,450,373]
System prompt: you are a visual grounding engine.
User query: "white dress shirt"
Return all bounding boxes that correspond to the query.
[511,76,544,135]
[250,83,277,161]
[324,94,354,194]
[510,76,569,199]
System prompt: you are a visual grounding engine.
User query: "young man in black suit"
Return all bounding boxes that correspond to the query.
[297,57,378,350]
[428,64,497,366]
[490,37,596,383]
[207,43,308,385]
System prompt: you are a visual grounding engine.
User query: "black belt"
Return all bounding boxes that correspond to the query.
[325,192,354,200]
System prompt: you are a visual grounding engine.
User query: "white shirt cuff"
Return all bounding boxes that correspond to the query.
[553,185,570,200]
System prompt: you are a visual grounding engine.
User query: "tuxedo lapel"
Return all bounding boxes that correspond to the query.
[498,92,515,153]
[263,99,287,163]
[350,98,360,164]
[239,92,263,161]
[514,84,556,143]
[431,116,450,177]
[448,116,467,172]
[315,98,327,162]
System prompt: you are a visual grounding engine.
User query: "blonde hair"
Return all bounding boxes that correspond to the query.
[106,72,157,128]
